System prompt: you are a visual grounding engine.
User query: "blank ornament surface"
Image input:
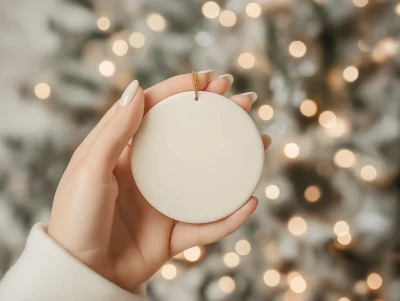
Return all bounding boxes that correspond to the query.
[131,91,264,224]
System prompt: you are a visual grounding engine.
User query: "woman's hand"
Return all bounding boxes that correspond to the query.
[47,71,271,292]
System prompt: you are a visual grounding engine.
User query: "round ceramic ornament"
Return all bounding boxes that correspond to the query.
[130,90,264,224]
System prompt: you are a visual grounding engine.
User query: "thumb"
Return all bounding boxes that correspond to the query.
[86,80,144,172]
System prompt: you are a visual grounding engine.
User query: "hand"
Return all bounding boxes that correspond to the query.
[47,72,271,291]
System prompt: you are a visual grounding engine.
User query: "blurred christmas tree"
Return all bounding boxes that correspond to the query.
[1,0,400,300]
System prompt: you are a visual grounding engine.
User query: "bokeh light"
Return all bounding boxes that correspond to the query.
[343,66,359,82]
[34,83,51,99]
[147,13,167,32]
[319,111,337,129]
[183,246,201,262]
[264,269,281,287]
[218,276,236,293]
[396,4,400,15]
[129,32,145,48]
[338,298,350,301]
[235,240,251,256]
[289,41,307,58]
[238,52,255,69]
[202,1,220,19]
[334,221,350,236]
[219,10,237,27]
[98,60,115,77]
[367,273,383,290]
[284,143,300,159]
[223,252,240,268]
[288,216,307,236]
[325,118,349,137]
[337,233,352,245]
[112,40,128,56]
[259,105,274,120]
[300,99,318,117]
[265,185,280,200]
[161,264,177,280]
[246,3,261,18]
[304,185,321,202]
[353,0,368,7]
[360,165,377,181]
[289,275,307,293]
[334,149,356,168]
[97,17,110,31]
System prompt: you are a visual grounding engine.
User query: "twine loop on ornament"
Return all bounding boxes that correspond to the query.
[192,71,199,101]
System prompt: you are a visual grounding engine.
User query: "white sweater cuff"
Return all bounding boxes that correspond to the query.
[0,224,144,301]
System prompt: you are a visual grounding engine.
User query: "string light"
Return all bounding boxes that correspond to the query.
[223,252,240,268]
[183,246,201,262]
[219,10,237,27]
[289,275,307,293]
[246,3,261,18]
[353,0,368,7]
[289,41,307,58]
[325,118,349,137]
[334,149,356,168]
[202,1,220,19]
[218,276,236,293]
[367,273,383,290]
[161,264,177,280]
[360,165,377,181]
[319,111,337,129]
[343,66,359,82]
[300,99,318,117]
[265,185,280,200]
[337,233,352,245]
[147,13,167,32]
[288,216,307,236]
[263,269,281,287]
[112,40,128,56]
[235,240,251,256]
[238,52,255,69]
[34,83,51,99]
[259,105,274,120]
[304,185,321,203]
[99,60,115,77]
[284,143,300,159]
[129,32,145,48]
[334,221,350,236]
[97,17,110,31]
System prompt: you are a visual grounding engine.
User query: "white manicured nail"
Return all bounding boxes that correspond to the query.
[218,74,234,86]
[197,70,216,80]
[241,92,258,103]
[120,80,139,107]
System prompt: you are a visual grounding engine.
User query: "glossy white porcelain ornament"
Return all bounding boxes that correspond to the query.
[131,91,264,224]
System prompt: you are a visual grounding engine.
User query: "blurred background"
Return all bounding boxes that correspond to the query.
[1,0,400,300]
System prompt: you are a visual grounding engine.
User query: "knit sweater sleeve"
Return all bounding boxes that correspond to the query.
[0,224,145,301]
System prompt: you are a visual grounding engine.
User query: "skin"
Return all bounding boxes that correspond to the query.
[47,73,271,292]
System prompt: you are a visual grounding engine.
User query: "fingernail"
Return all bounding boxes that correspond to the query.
[241,92,258,103]
[218,74,234,86]
[262,134,272,148]
[197,70,216,80]
[120,80,139,107]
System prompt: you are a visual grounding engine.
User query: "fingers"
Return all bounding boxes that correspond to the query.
[262,134,272,150]
[85,80,144,173]
[144,70,215,113]
[170,197,258,256]
[204,74,234,94]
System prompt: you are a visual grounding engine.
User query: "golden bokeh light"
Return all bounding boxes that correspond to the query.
[238,52,255,69]
[353,280,368,295]
[259,105,274,120]
[360,165,377,181]
[319,111,337,129]
[161,264,177,280]
[99,60,115,77]
[235,240,251,256]
[343,66,359,82]
[218,276,236,293]
[183,246,201,262]
[202,1,220,19]
[334,149,356,168]
[265,185,280,200]
[263,269,281,287]
[112,40,128,56]
[129,32,145,48]
[289,275,307,293]
[223,252,240,268]
[300,99,318,117]
[337,233,352,245]
[219,10,237,27]
[97,17,110,31]
[147,13,167,32]
[367,273,383,290]
[304,185,321,203]
[353,0,368,7]
[338,298,350,301]
[396,4,400,15]
[34,83,51,99]
[334,221,350,237]
[246,3,261,18]
[287,271,301,283]
[289,41,307,58]
[284,143,300,159]
[358,40,369,52]
[325,118,349,137]
[288,216,307,236]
